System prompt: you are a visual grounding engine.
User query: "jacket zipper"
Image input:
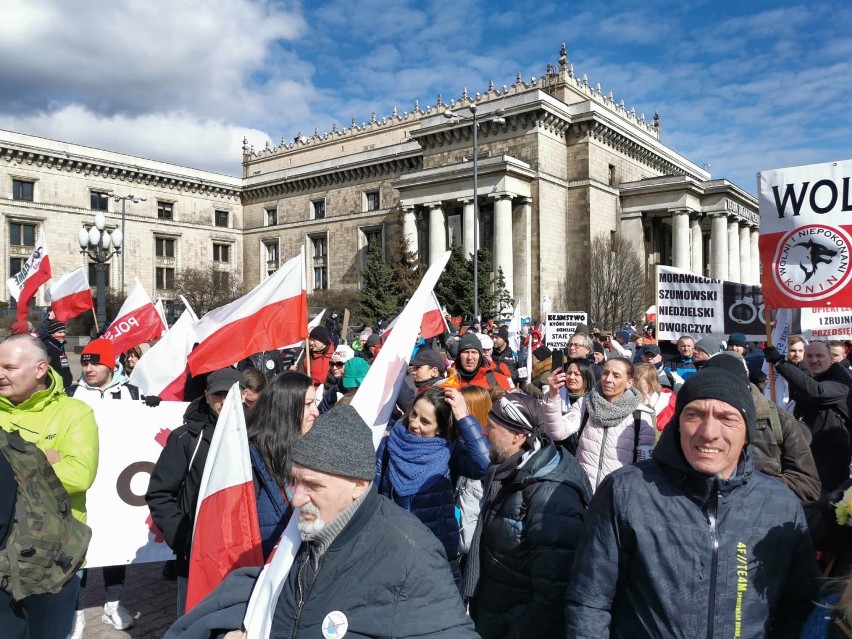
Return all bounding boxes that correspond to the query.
[594,427,609,488]
[706,487,720,639]
[292,552,324,637]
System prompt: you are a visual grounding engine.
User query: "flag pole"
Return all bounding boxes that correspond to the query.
[765,306,776,404]
[304,339,311,378]
[91,306,100,335]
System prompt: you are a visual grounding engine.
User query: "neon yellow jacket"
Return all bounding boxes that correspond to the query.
[0,367,99,523]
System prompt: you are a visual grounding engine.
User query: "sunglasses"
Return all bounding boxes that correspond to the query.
[330,361,345,368]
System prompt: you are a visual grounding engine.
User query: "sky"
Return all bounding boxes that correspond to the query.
[1,0,850,194]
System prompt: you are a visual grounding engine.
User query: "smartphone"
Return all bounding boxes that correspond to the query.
[551,349,564,372]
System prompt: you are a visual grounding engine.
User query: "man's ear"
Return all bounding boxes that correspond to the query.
[351,479,370,500]
[35,360,49,381]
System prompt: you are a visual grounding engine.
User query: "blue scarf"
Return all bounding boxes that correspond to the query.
[387,421,451,497]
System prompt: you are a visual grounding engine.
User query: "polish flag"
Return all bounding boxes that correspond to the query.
[7,230,51,320]
[129,306,198,400]
[103,279,167,353]
[280,309,325,350]
[186,382,263,611]
[154,298,168,331]
[188,252,308,376]
[243,250,452,639]
[381,292,448,341]
[47,267,93,322]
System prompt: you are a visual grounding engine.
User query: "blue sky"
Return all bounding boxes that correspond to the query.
[1,0,850,194]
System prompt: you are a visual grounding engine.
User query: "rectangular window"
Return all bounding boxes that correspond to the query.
[364,190,380,212]
[310,235,328,290]
[212,270,229,289]
[87,263,111,287]
[155,238,175,258]
[264,241,279,276]
[608,164,616,187]
[312,199,325,220]
[12,180,34,202]
[157,201,173,220]
[266,208,277,226]
[10,257,24,277]
[9,223,36,247]
[90,191,110,211]
[156,267,175,290]
[213,243,230,262]
[215,210,229,227]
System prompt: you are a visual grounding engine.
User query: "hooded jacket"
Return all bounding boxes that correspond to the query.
[566,409,820,638]
[0,366,98,524]
[470,438,591,639]
[146,395,219,576]
[774,360,852,492]
[452,356,514,391]
[70,368,139,401]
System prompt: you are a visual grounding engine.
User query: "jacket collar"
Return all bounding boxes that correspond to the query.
[0,367,66,414]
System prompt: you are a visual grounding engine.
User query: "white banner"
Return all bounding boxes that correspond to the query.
[656,265,766,341]
[800,307,852,340]
[545,312,588,348]
[82,400,189,567]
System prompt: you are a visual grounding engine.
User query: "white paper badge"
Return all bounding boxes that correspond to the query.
[322,610,348,638]
[265,359,275,370]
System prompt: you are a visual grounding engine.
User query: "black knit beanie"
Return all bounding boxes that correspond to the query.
[672,367,756,442]
[532,345,552,361]
[291,405,375,480]
[309,325,330,345]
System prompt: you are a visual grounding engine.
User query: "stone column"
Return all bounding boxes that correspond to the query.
[727,218,740,282]
[460,198,475,259]
[690,214,704,276]
[750,228,760,285]
[513,198,532,318]
[671,210,690,271]
[710,213,729,280]
[493,194,514,301]
[402,207,418,262]
[739,223,752,285]
[427,203,446,266]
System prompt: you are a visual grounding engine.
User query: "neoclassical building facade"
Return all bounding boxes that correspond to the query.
[1,44,757,321]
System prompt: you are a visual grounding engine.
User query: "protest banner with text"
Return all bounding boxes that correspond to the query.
[545,312,588,349]
[655,265,766,341]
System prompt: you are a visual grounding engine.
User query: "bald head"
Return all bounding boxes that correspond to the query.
[805,341,832,375]
[0,336,51,405]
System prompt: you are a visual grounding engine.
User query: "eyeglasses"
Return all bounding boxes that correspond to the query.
[567,343,586,349]
[330,361,345,368]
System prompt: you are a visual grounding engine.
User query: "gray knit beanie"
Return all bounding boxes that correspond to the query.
[291,404,375,480]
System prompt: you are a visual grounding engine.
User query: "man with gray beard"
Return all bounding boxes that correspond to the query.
[166,404,477,639]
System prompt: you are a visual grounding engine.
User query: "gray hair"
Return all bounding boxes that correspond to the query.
[571,332,594,352]
[3,334,49,366]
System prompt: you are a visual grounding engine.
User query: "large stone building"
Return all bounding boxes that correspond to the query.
[1,44,757,321]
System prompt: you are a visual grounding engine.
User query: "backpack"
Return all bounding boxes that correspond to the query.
[0,429,91,601]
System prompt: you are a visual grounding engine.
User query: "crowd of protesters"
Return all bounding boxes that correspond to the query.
[2,309,852,638]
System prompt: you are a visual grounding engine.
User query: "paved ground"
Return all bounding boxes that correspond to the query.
[78,562,177,639]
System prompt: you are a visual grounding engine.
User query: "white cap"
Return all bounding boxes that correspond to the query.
[477,333,494,350]
[331,344,355,363]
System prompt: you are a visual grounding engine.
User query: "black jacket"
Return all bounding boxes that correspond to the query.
[775,360,852,492]
[471,438,591,639]
[41,335,72,390]
[566,418,820,638]
[145,396,218,576]
[269,488,478,638]
[492,345,519,384]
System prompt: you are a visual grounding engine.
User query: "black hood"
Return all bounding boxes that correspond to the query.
[182,395,219,434]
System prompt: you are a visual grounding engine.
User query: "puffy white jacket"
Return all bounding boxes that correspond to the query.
[542,392,656,492]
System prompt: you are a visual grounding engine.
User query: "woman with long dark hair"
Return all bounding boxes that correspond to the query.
[246,371,318,558]
[375,386,490,581]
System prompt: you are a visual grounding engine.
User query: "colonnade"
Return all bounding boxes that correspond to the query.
[670,209,759,284]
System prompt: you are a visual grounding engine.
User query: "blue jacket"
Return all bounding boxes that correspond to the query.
[249,444,291,559]
[375,415,490,559]
[566,417,820,638]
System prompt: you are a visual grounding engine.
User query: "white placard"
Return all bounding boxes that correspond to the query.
[82,399,189,567]
[545,312,587,349]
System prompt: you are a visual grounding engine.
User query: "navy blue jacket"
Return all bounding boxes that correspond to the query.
[471,438,591,639]
[249,444,291,559]
[375,415,489,560]
[566,418,820,638]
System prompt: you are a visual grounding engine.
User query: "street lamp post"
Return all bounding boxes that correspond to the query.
[112,194,145,292]
[78,212,123,330]
[444,104,504,322]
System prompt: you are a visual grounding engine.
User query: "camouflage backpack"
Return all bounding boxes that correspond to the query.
[0,428,91,601]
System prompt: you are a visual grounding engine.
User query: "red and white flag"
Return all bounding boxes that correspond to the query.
[281,309,325,350]
[103,279,167,353]
[188,252,308,376]
[129,307,197,400]
[7,230,51,320]
[243,250,452,639]
[47,267,93,322]
[759,159,852,308]
[381,292,448,340]
[186,382,263,611]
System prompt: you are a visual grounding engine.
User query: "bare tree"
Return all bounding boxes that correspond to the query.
[589,233,646,331]
[174,265,245,316]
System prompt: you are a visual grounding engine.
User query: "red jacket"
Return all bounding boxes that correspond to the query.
[302,345,332,387]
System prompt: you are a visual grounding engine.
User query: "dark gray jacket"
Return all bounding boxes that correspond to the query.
[566,419,820,638]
